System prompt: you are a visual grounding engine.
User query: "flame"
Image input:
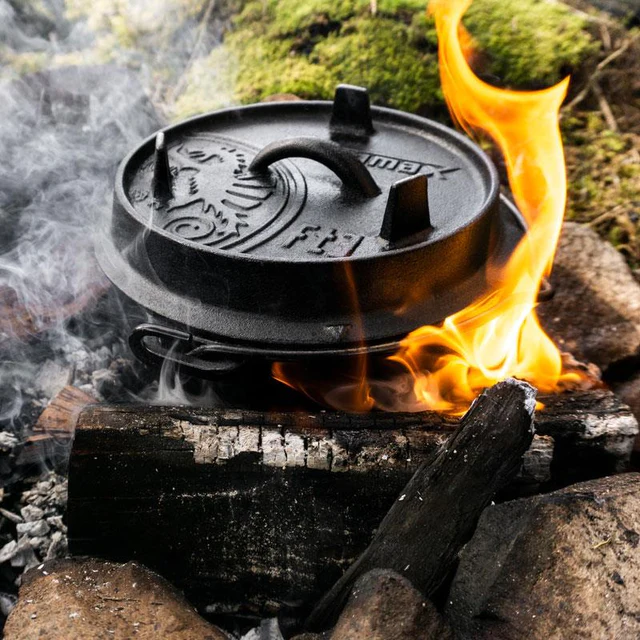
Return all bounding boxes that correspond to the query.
[273,0,580,413]
[389,0,579,413]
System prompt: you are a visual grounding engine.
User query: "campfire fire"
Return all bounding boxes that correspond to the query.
[274,0,582,414]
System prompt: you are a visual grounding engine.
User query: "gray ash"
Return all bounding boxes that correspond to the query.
[0,473,68,619]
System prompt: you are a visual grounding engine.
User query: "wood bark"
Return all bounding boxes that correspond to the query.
[65,387,637,621]
[306,379,537,631]
[16,386,95,469]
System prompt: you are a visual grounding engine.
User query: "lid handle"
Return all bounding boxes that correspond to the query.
[249,137,381,198]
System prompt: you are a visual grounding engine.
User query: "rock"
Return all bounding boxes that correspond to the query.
[262,93,303,102]
[615,373,640,419]
[328,569,453,640]
[0,508,22,524]
[0,432,18,452]
[241,618,285,639]
[3,558,230,640]
[16,520,49,537]
[19,505,44,522]
[44,530,66,560]
[447,473,640,639]
[538,222,640,371]
[9,538,38,571]
[611,372,640,453]
[0,541,17,564]
[0,431,19,477]
[0,591,16,618]
[45,515,66,532]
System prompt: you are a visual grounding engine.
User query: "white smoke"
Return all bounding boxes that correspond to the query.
[0,0,231,439]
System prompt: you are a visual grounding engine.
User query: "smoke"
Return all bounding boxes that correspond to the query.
[0,65,159,430]
[0,0,232,441]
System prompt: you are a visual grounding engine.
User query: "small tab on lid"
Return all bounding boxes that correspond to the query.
[152,132,173,201]
[380,174,431,243]
[330,84,375,139]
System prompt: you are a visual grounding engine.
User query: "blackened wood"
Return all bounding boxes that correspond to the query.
[42,387,637,478]
[306,379,537,631]
[66,387,637,621]
[534,389,639,480]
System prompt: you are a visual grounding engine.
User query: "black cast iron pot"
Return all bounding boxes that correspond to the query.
[97,85,526,377]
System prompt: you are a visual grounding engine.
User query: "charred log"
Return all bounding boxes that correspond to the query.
[306,379,536,631]
[65,387,636,621]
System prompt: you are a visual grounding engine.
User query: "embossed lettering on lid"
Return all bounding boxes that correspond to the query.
[122,85,497,262]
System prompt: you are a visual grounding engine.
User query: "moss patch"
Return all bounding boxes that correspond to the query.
[174,0,595,119]
[462,0,599,89]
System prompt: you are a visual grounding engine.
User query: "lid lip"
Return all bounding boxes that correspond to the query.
[113,100,501,266]
[97,195,526,352]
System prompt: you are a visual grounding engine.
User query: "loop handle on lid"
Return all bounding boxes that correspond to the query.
[249,137,381,198]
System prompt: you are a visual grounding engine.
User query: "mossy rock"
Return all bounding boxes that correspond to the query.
[174,0,596,120]
[461,0,599,89]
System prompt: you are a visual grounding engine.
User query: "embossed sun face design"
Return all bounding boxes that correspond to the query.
[161,138,279,246]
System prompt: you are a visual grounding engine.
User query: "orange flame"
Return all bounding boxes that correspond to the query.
[390,0,579,413]
[273,0,580,413]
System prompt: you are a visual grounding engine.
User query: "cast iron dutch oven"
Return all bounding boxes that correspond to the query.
[97,85,526,376]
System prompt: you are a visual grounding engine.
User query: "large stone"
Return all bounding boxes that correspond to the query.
[612,372,640,453]
[3,558,229,640]
[538,222,640,370]
[328,569,452,640]
[447,473,640,639]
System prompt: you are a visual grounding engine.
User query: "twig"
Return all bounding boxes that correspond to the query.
[594,35,639,73]
[592,79,619,132]
[545,0,619,26]
[599,22,611,51]
[588,204,624,228]
[370,0,377,15]
[565,34,639,111]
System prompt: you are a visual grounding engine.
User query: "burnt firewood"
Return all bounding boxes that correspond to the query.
[65,387,636,622]
[43,386,636,477]
[16,386,96,471]
[306,379,537,631]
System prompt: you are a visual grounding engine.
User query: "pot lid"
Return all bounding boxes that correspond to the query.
[122,85,499,260]
[98,85,525,364]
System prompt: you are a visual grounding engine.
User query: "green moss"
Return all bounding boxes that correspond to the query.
[232,35,333,103]
[177,0,596,119]
[175,12,441,118]
[311,17,441,112]
[462,0,598,88]
[563,113,640,266]
[254,0,363,36]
